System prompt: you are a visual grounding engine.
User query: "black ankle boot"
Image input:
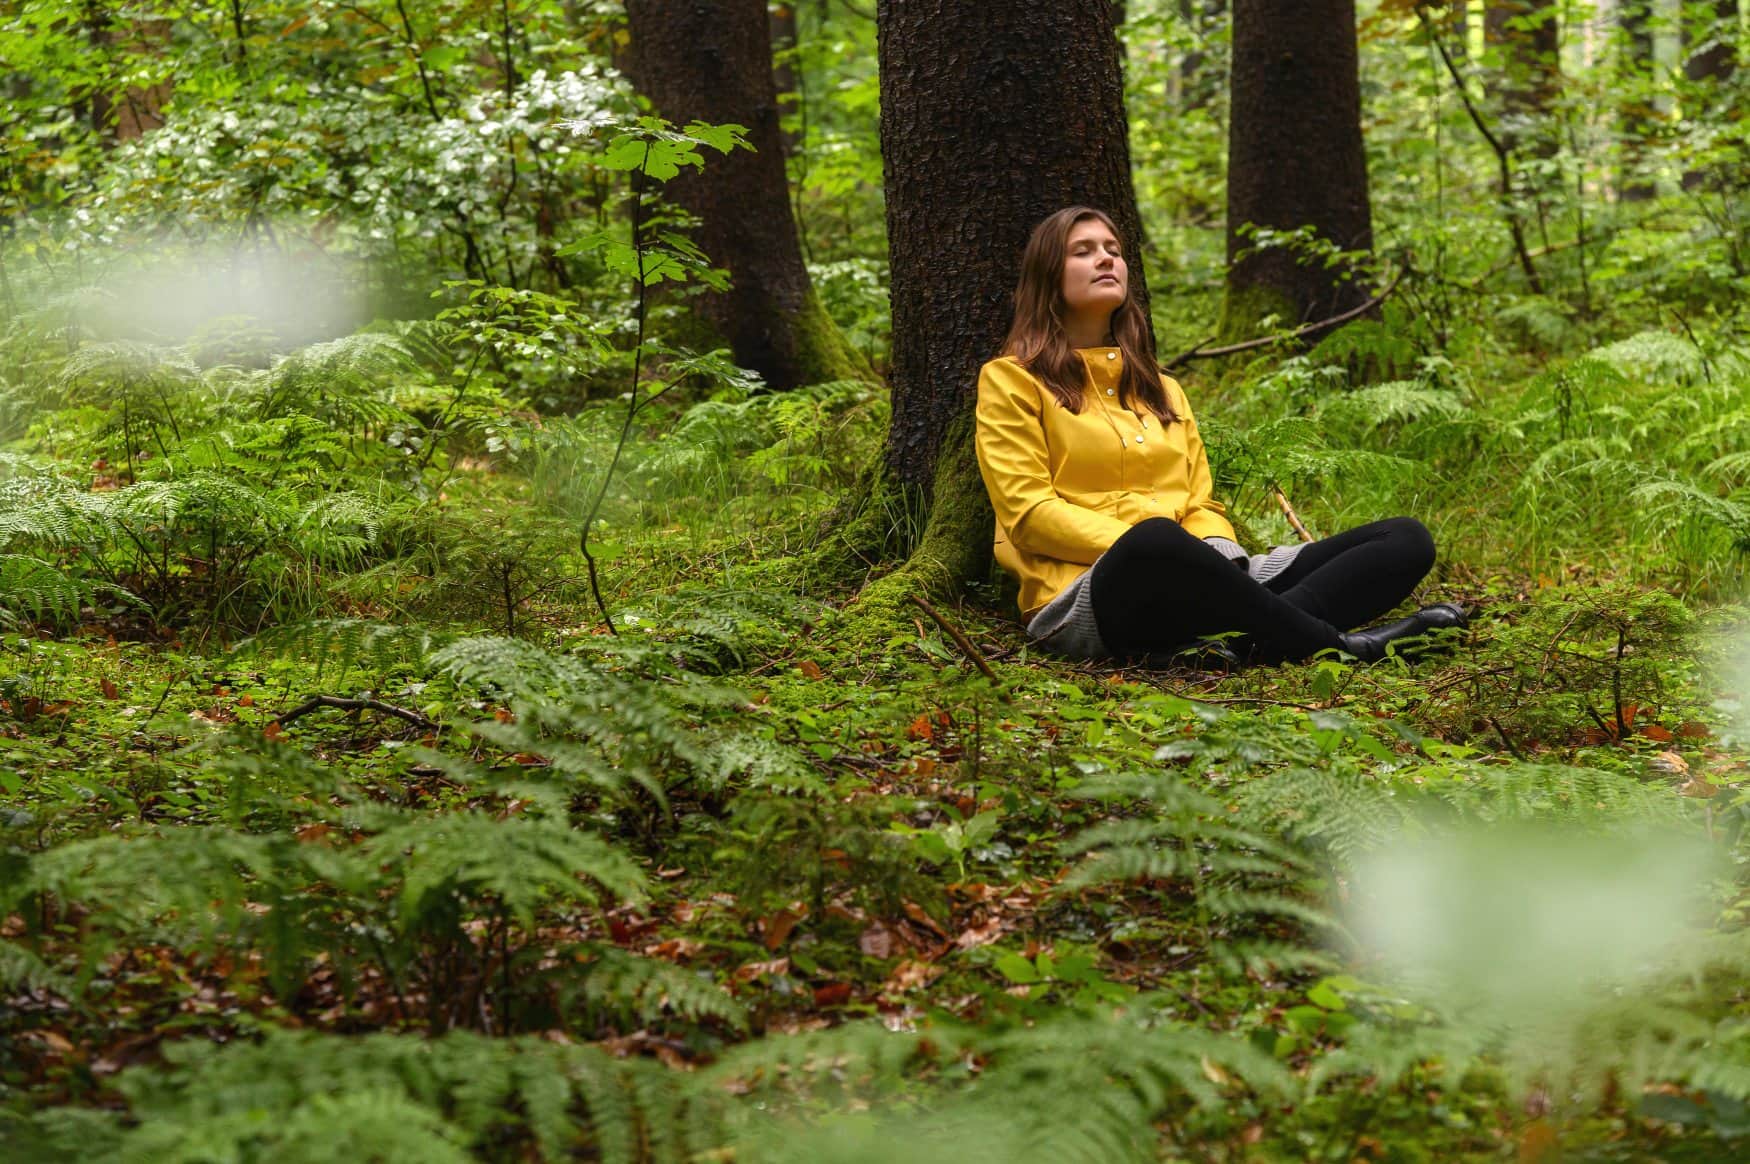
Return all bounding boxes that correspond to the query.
[1338,602,1469,662]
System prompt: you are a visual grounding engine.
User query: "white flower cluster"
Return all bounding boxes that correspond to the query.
[57,66,635,265]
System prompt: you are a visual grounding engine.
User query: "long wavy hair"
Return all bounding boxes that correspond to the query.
[1001,206,1176,423]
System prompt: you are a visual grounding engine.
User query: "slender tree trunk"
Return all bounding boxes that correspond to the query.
[623,0,870,391]
[1683,0,1740,190]
[1221,0,1374,338]
[770,2,802,153]
[1618,0,1658,201]
[863,0,1147,597]
[1484,0,1560,158]
[1176,0,1226,108]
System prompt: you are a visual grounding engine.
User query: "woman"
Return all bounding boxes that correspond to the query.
[974,206,1465,664]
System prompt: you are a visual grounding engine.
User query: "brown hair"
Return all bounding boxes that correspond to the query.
[1001,206,1176,423]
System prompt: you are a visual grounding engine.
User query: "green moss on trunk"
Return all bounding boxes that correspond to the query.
[790,291,877,387]
[847,411,993,625]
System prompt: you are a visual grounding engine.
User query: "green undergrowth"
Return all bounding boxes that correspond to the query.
[6,313,1750,1161]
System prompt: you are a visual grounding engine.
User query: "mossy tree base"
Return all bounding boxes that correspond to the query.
[798,410,996,637]
[789,292,878,388]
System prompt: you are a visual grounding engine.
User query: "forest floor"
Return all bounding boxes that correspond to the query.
[5,328,1750,1161]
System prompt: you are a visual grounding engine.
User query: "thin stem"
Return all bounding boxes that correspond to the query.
[1414,4,1544,295]
[229,0,248,70]
[578,140,656,635]
[392,0,444,120]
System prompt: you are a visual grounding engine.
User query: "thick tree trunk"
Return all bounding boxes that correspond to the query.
[1484,0,1560,158]
[623,0,870,391]
[1618,0,1658,201]
[1221,0,1374,338]
[879,0,1147,489]
[1683,0,1740,190]
[861,0,1147,600]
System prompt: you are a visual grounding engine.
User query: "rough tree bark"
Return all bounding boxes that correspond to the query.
[850,0,1148,605]
[1221,0,1374,339]
[1618,0,1658,201]
[622,0,870,391]
[1484,0,1560,158]
[1683,0,1741,191]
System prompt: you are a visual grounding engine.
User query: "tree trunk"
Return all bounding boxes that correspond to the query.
[769,2,802,154]
[861,0,1147,600]
[1682,0,1740,190]
[1618,0,1658,201]
[1484,0,1560,158]
[623,0,870,391]
[1176,0,1226,109]
[1221,0,1374,338]
[1686,0,1740,83]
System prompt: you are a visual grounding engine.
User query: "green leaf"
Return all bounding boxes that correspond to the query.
[683,121,749,155]
[994,952,1040,984]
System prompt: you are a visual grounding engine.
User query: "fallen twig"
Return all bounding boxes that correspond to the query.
[1489,716,1526,760]
[273,695,440,732]
[907,594,999,683]
[1163,268,1404,368]
[1272,484,1316,544]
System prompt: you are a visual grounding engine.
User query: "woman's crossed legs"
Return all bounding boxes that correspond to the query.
[1088,516,1436,663]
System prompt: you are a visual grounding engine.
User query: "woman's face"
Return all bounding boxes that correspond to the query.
[1059,218,1127,321]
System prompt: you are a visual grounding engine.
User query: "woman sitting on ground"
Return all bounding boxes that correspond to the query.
[974,205,1465,664]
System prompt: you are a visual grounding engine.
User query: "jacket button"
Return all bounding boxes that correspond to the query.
[1134,435,1144,444]
[1106,388,1115,396]
[1106,351,1116,360]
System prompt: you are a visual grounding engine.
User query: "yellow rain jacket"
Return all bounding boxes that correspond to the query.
[974,347,1236,618]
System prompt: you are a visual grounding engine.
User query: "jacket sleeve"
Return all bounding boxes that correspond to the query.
[976,359,1134,564]
[1169,378,1239,543]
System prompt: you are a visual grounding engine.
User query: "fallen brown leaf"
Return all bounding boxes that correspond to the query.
[732,957,790,983]
[882,959,944,994]
[1650,751,1690,777]
[762,904,808,951]
[954,916,1006,950]
[859,922,898,960]
[812,981,853,1007]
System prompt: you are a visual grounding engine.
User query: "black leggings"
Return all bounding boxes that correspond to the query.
[1089,517,1436,663]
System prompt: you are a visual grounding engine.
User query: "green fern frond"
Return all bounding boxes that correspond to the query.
[365,813,647,931]
[1627,477,1750,548]
[229,618,442,684]
[1585,329,1707,385]
[92,1030,681,1164]
[1313,381,1467,432]
[567,947,748,1030]
[0,553,95,626]
[253,332,421,426]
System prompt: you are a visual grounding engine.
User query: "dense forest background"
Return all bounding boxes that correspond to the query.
[3,1,1750,1159]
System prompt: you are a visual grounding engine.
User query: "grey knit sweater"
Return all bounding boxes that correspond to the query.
[1024,536,1306,660]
